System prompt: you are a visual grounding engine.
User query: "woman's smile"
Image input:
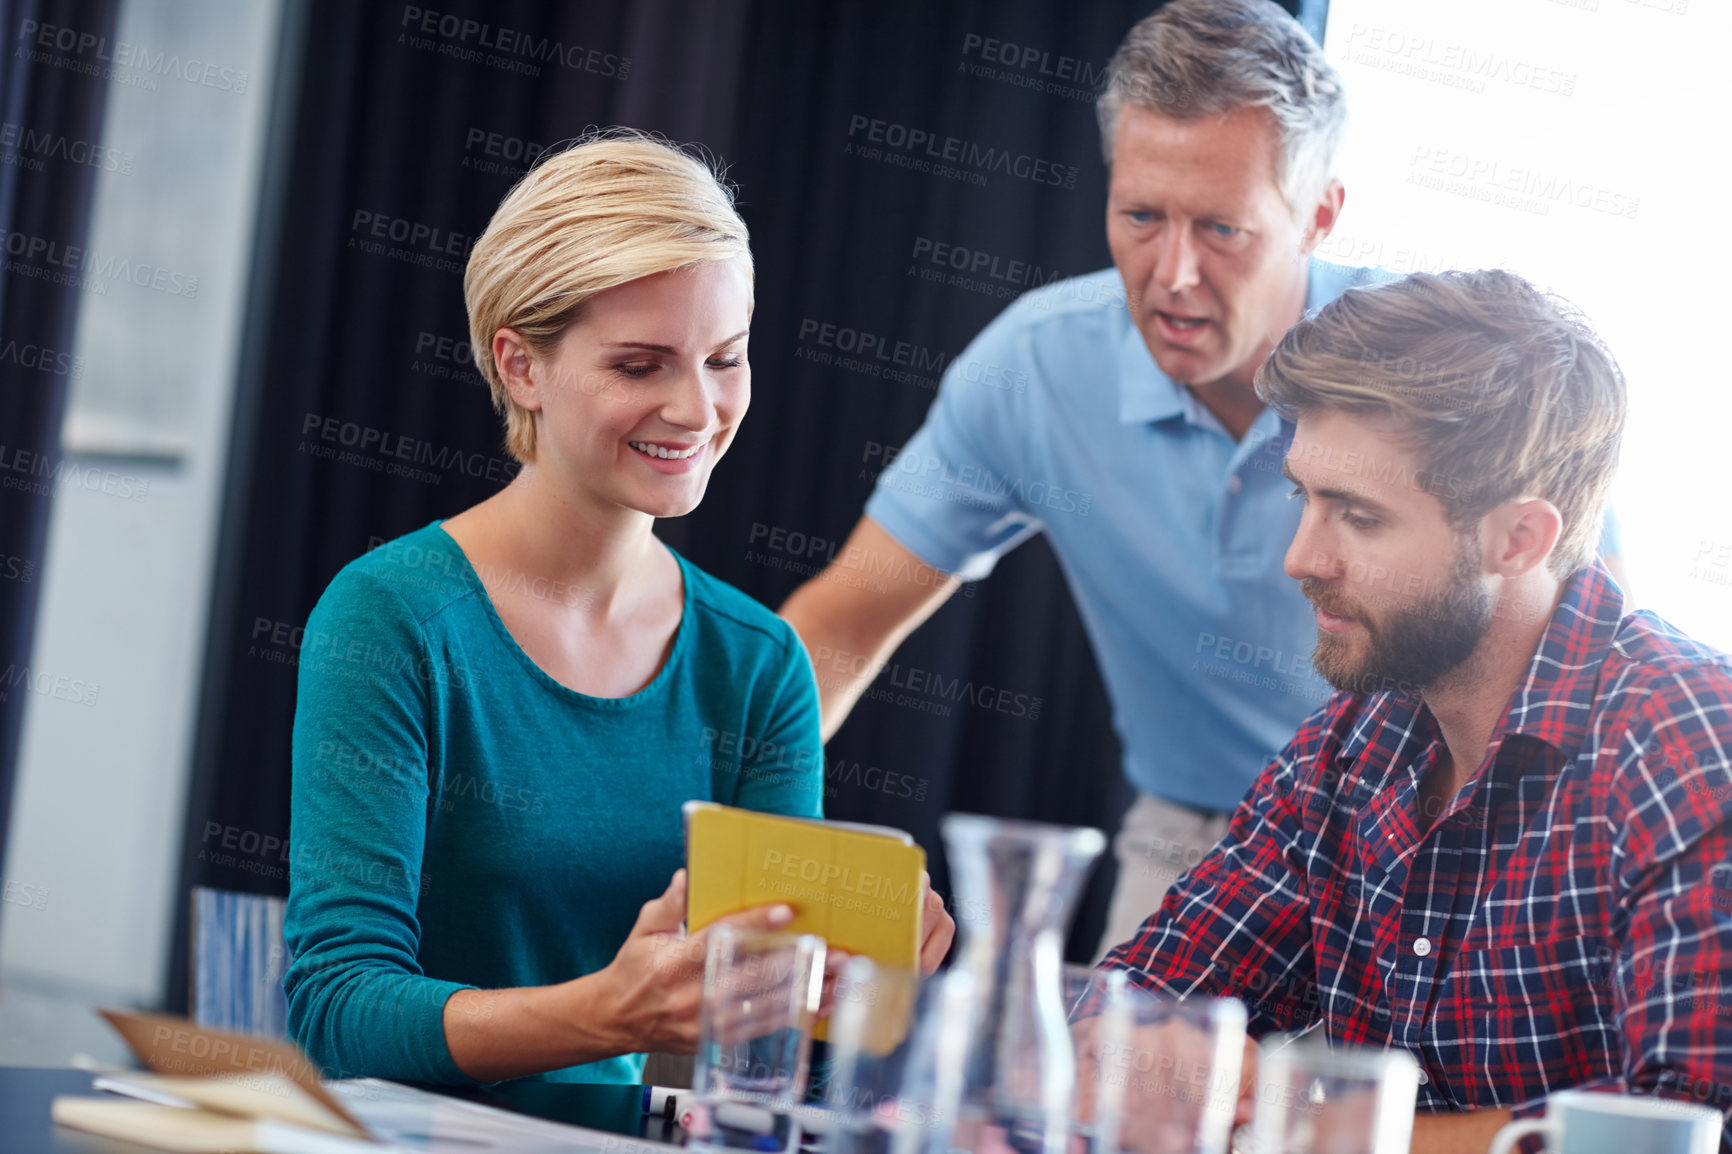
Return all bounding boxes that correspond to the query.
[627,437,710,472]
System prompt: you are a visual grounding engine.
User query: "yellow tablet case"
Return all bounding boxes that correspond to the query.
[683,801,924,1045]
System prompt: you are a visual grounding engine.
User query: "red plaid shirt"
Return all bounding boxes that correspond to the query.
[1105,562,1732,1136]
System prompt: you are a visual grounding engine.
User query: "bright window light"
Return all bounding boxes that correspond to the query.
[1322,0,1731,648]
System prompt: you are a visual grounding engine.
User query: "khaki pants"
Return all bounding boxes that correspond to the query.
[1095,792,1231,961]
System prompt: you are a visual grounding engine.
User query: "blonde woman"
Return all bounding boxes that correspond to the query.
[284,130,954,1086]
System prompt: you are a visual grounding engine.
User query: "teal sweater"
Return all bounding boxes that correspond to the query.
[283,522,823,1085]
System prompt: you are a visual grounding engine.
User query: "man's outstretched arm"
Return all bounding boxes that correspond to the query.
[779,515,961,741]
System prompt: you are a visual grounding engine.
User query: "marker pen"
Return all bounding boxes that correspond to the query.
[641,1083,682,1120]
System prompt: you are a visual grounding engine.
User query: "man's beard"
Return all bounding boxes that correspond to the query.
[1303,535,1495,697]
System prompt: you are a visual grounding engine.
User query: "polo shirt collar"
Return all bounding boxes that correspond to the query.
[1116,261,1331,427]
[1117,324,1187,425]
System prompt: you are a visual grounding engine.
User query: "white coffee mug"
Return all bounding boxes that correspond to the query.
[1488,1089,1722,1154]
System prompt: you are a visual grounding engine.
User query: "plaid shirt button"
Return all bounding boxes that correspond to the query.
[1414,937,1432,957]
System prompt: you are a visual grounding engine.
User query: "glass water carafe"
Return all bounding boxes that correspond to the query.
[937,813,1107,1154]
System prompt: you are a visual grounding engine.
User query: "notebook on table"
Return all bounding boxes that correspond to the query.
[52,1009,683,1153]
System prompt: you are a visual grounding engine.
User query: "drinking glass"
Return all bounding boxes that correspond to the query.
[1248,1041,1419,1154]
[688,925,827,1153]
[814,957,948,1154]
[1067,965,1247,1154]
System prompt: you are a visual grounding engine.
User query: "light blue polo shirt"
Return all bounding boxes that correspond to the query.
[866,262,1384,813]
[867,262,1624,812]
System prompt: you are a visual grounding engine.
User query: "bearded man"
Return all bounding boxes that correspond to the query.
[1104,269,1732,1152]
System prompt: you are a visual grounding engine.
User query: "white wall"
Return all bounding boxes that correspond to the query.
[1322,0,1732,646]
[0,0,280,1008]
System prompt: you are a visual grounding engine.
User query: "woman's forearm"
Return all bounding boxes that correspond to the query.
[441,972,626,1083]
[437,871,791,1083]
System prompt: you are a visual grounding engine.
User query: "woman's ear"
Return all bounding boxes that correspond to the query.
[493,328,542,412]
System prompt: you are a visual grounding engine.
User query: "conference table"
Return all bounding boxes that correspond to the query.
[0,1066,684,1154]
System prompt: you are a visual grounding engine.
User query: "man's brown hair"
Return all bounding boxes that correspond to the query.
[1255,269,1626,576]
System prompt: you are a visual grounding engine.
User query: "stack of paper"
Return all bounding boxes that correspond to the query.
[51,1009,673,1153]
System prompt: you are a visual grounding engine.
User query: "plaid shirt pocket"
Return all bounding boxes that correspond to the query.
[1433,937,1619,1108]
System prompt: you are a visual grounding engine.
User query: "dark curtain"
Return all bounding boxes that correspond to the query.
[172,0,1311,1009]
[0,0,115,921]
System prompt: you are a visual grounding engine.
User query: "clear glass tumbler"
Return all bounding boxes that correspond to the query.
[1248,1040,1419,1154]
[816,957,955,1154]
[1068,966,1246,1154]
[688,925,828,1154]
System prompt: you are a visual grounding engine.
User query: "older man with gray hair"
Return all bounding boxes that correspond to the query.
[781,0,1616,954]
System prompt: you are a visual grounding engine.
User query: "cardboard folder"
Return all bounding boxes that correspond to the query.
[50,1009,377,1152]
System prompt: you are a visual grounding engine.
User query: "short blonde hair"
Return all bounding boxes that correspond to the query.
[463,128,753,463]
[1255,270,1626,577]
